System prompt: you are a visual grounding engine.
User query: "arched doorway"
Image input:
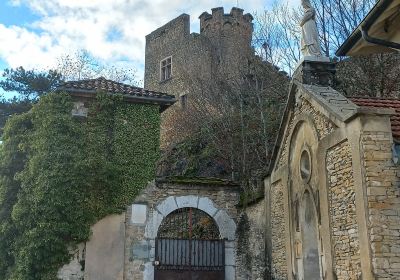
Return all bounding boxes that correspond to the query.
[301,191,321,280]
[154,207,225,280]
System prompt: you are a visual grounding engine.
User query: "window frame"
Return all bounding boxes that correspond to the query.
[160,56,172,82]
[180,93,187,109]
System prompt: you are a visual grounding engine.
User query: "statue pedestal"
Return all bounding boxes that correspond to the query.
[293,56,336,87]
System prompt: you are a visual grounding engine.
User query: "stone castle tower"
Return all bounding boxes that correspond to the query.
[144,7,255,146]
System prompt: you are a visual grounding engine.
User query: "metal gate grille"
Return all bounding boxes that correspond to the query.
[154,208,225,280]
[157,207,220,240]
[155,238,225,270]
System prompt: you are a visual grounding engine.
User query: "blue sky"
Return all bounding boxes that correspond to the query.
[0,0,300,99]
[0,1,40,26]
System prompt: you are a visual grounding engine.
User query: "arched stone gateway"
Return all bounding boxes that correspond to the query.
[125,179,240,280]
[142,195,237,280]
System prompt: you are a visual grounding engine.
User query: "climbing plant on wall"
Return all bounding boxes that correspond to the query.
[0,92,160,279]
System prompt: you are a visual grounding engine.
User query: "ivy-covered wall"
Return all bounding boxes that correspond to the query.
[0,92,160,280]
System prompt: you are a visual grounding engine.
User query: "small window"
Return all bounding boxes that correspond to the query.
[180,94,187,109]
[71,101,88,117]
[160,56,172,81]
[300,149,311,182]
[255,79,264,91]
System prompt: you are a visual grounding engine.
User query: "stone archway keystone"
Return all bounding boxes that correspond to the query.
[176,195,199,209]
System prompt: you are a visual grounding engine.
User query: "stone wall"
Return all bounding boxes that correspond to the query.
[124,179,240,280]
[236,200,266,280]
[58,214,126,280]
[84,214,125,280]
[57,244,85,280]
[265,67,400,280]
[58,179,239,280]
[270,181,287,280]
[277,95,336,168]
[326,141,361,279]
[361,131,400,279]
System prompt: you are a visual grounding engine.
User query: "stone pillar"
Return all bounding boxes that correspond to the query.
[293,57,336,87]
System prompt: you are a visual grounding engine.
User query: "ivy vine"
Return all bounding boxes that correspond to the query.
[0,92,160,279]
[236,212,252,272]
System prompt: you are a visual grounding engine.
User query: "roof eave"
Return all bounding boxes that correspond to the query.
[336,0,395,56]
[336,31,362,56]
[57,88,176,112]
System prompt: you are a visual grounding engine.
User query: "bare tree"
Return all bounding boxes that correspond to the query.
[159,59,289,185]
[336,53,400,98]
[253,0,400,98]
[254,0,375,63]
[253,3,302,75]
[312,0,375,56]
[57,50,138,85]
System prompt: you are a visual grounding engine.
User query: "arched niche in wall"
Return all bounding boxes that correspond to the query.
[300,190,321,280]
[287,115,323,280]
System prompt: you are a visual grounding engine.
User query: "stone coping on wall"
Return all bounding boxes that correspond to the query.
[156,176,240,187]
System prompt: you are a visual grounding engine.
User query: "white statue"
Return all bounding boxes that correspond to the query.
[300,0,322,57]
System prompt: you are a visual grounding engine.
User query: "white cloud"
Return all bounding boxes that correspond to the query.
[0,0,299,79]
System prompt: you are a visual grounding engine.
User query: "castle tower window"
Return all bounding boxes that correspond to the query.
[180,94,187,109]
[160,56,172,81]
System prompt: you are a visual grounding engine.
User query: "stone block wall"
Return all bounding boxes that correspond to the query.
[361,132,400,279]
[236,200,266,280]
[277,95,336,168]
[326,141,361,279]
[145,7,254,94]
[270,181,287,280]
[198,7,253,80]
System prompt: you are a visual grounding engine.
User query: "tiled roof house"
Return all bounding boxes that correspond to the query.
[57,77,176,112]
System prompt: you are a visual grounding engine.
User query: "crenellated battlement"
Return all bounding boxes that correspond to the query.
[199,7,253,34]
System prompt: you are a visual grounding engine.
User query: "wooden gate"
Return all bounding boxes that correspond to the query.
[154,208,225,280]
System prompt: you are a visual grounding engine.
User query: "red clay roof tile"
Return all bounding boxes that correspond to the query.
[57,77,175,101]
[350,97,400,140]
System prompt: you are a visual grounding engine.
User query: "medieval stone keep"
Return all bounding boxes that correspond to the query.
[144,7,253,93]
[144,7,254,146]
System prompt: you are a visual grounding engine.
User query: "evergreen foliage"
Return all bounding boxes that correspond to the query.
[0,92,160,279]
[1,67,63,100]
[0,99,33,137]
